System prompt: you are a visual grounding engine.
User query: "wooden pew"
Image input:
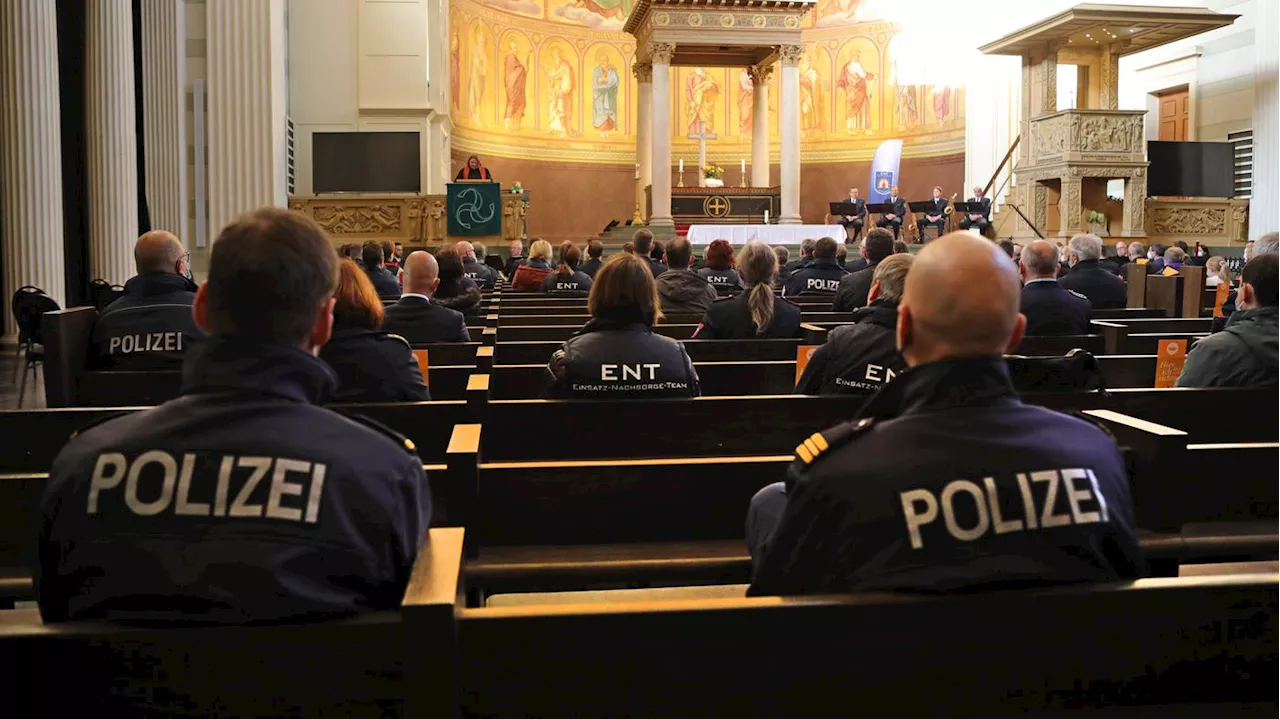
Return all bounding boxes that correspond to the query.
[444,575,1277,718]
[0,527,463,718]
[495,324,701,342]
[493,337,804,365]
[1093,307,1167,320]
[488,361,797,399]
[1093,318,1211,355]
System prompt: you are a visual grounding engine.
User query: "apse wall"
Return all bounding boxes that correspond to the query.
[449,0,966,241]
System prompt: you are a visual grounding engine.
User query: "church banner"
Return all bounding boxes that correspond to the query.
[447,182,503,236]
[868,139,903,203]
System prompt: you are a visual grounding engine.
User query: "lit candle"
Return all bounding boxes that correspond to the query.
[635,163,640,179]
[679,159,684,173]
[764,210,770,224]
[741,158,746,174]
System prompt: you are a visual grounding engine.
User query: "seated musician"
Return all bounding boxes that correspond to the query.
[381,250,471,343]
[695,242,801,340]
[455,154,494,181]
[319,260,430,403]
[797,253,911,397]
[834,187,867,242]
[875,185,908,240]
[92,230,203,370]
[960,186,992,233]
[545,252,699,398]
[747,232,1142,596]
[37,208,431,624]
[922,186,948,239]
[697,239,746,293]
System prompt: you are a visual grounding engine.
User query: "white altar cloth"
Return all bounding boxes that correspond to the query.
[685,224,846,245]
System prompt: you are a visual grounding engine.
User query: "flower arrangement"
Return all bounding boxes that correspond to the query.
[1085,210,1107,235]
[510,182,524,194]
[703,163,725,180]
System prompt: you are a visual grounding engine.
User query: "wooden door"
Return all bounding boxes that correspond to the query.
[1158,89,1189,141]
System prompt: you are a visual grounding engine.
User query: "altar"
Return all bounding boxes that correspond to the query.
[649,186,782,226]
[686,224,845,245]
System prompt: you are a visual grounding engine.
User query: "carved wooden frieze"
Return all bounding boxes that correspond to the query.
[1150,207,1228,235]
[1029,110,1144,165]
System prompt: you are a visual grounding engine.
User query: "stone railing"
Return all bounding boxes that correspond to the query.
[1028,109,1146,166]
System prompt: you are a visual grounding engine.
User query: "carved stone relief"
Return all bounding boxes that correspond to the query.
[1150,207,1227,235]
[1061,180,1082,231]
[312,205,402,235]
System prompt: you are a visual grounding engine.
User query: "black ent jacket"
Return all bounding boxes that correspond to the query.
[697,291,802,340]
[381,295,470,344]
[462,258,498,289]
[1059,259,1127,310]
[795,300,905,397]
[320,326,431,403]
[37,337,430,624]
[92,272,203,370]
[540,269,594,294]
[545,316,700,399]
[697,266,746,292]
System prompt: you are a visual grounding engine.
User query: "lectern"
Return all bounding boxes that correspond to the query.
[447,181,502,236]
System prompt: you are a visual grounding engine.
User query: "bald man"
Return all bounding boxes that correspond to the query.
[380,251,470,344]
[92,230,203,370]
[747,232,1141,597]
[457,240,497,289]
[1019,239,1092,336]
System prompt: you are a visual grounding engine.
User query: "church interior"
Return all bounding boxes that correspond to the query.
[0,0,1277,715]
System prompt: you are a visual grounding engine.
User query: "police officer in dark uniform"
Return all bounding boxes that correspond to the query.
[545,252,699,399]
[1061,233,1127,310]
[796,253,911,396]
[959,186,992,232]
[782,237,847,297]
[92,230,203,370]
[780,238,815,281]
[458,240,498,289]
[37,208,431,624]
[835,187,867,242]
[921,186,948,239]
[875,185,909,240]
[1019,239,1092,335]
[747,232,1141,596]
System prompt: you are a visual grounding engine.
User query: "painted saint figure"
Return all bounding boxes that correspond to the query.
[504,39,528,130]
[835,51,874,134]
[545,46,576,137]
[898,84,919,129]
[468,32,488,122]
[738,69,754,135]
[450,30,461,113]
[592,52,620,137]
[799,53,823,136]
[686,67,720,135]
[932,85,951,127]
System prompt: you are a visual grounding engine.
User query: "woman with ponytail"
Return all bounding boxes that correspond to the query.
[540,241,594,294]
[694,242,801,339]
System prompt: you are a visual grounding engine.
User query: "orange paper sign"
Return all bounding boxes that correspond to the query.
[412,349,430,386]
[1153,339,1187,388]
[796,345,818,385]
[1213,283,1230,317]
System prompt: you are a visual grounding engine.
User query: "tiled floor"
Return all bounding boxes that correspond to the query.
[0,346,47,410]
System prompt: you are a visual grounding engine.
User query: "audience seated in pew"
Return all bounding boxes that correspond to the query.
[833,227,894,312]
[540,241,594,294]
[511,239,555,291]
[696,239,745,293]
[1061,233,1126,309]
[748,232,1142,596]
[1019,239,1092,336]
[458,240,498,289]
[1179,254,1278,388]
[359,241,401,298]
[581,240,605,278]
[695,242,802,340]
[381,250,471,344]
[36,207,431,624]
[1213,231,1276,332]
[782,236,846,297]
[320,260,430,403]
[780,238,814,281]
[545,251,699,399]
[656,237,717,314]
[91,230,203,370]
[796,253,911,397]
[631,229,667,278]
[430,244,483,316]
[769,246,789,288]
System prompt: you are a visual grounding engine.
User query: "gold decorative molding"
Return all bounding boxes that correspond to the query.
[647,41,676,64]
[748,62,775,85]
[632,62,652,83]
[777,43,804,66]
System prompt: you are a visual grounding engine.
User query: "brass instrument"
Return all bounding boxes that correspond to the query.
[942,191,957,215]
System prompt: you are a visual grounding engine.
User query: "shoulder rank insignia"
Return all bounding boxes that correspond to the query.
[785,417,875,490]
[1066,289,1089,301]
[337,411,420,456]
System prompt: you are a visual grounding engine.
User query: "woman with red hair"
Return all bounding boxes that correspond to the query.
[697,239,745,293]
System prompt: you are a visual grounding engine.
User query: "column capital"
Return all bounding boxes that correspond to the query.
[632,61,652,83]
[777,44,804,67]
[647,42,676,65]
[748,63,775,85]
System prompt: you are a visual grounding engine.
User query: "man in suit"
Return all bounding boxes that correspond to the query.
[835,187,867,242]
[1061,233,1126,310]
[1019,240,1092,335]
[1144,244,1167,274]
[381,251,470,344]
[361,242,401,297]
[504,239,526,280]
[833,228,894,312]
[959,186,991,233]
[921,186,948,240]
[875,185,908,240]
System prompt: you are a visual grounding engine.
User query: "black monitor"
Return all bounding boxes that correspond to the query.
[312,132,420,193]
[1146,140,1234,198]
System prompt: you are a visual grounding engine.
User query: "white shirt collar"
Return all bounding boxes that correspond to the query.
[1024,277,1059,285]
[400,292,431,302]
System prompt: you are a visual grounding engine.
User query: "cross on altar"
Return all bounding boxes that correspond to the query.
[687,121,716,187]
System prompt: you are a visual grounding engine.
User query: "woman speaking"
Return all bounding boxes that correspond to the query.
[456,154,494,181]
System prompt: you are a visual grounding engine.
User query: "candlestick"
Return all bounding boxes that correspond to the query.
[740,158,746,174]
[634,163,640,180]
[764,210,770,224]
[679,159,684,173]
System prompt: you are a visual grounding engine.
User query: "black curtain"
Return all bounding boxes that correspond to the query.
[132,0,150,237]
[56,0,88,307]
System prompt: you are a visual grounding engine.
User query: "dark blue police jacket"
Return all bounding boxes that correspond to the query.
[37,337,431,624]
[1019,279,1092,336]
[93,272,203,370]
[749,356,1142,597]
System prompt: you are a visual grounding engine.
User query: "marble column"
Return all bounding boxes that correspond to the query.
[749,63,772,188]
[141,0,188,241]
[634,62,652,219]
[778,45,803,225]
[207,0,288,237]
[87,0,141,285]
[0,0,66,328]
[1252,0,1278,239]
[648,43,675,229]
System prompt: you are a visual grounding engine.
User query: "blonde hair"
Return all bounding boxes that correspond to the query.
[1206,255,1232,286]
[871,253,913,303]
[528,239,553,262]
[737,242,778,335]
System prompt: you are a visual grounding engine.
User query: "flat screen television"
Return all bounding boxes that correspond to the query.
[1146,140,1234,198]
[312,132,420,193]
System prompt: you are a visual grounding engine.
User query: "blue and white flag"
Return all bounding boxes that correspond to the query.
[869,139,903,203]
